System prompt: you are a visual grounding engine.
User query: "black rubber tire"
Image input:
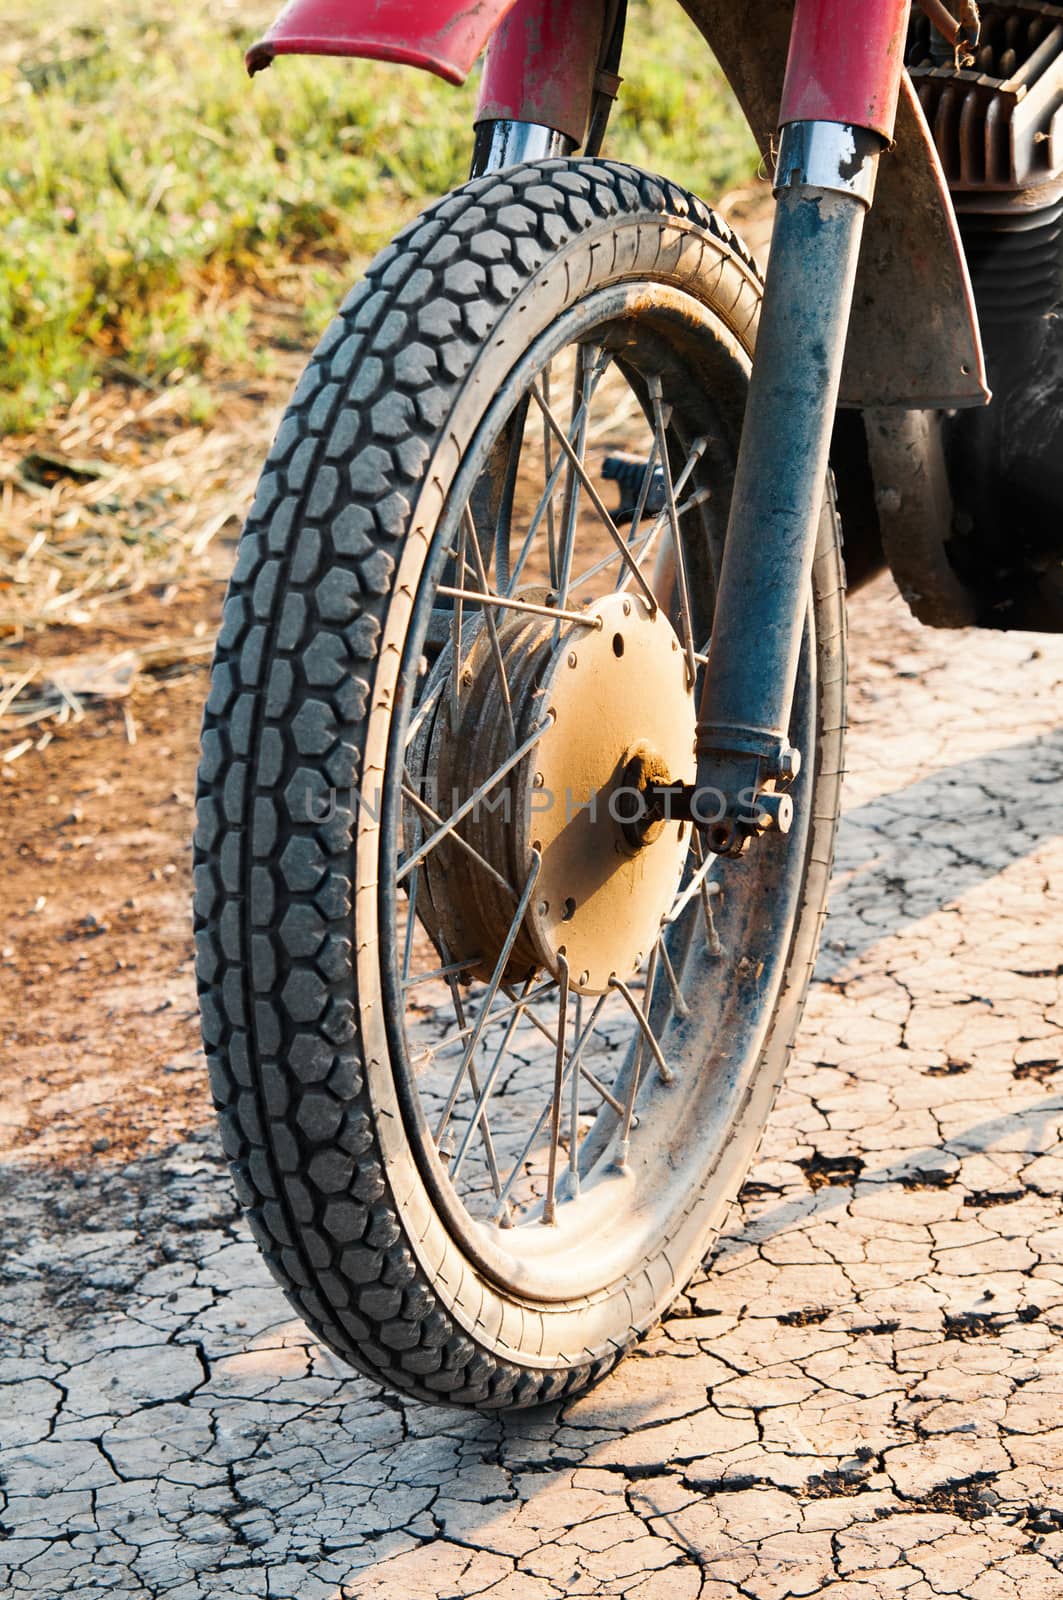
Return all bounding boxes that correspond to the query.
[195,158,846,1408]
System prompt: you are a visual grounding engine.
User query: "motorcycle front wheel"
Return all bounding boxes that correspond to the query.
[195,159,846,1408]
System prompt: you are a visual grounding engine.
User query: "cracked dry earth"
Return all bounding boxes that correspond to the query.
[2,574,1063,1600]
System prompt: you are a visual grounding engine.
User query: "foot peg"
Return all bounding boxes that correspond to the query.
[603,454,666,526]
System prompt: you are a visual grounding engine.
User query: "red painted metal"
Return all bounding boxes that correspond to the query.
[476,0,606,145]
[779,0,910,141]
[246,0,520,83]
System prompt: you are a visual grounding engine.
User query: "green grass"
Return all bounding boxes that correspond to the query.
[0,0,756,433]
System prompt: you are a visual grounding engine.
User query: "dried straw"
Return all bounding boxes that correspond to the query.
[0,634,216,760]
[0,380,282,641]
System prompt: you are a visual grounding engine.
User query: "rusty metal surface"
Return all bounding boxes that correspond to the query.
[900,10,1063,633]
[679,0,988,408]
[909,3,1063,189]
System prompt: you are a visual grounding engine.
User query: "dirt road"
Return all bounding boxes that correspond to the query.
[2,573,1062,1599]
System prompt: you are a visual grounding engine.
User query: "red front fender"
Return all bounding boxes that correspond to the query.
[246,0,520,83]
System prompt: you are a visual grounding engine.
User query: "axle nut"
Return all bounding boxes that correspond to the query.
[755,792,794,835]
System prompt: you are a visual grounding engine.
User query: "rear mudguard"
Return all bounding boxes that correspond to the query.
[248,0,986,409]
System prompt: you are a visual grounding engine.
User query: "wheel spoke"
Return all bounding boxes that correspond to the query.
[648,375,697,685]
[569,992,583,1196]
[555,345,598,613]
[397,718,552,886]
[656,930,690,1019]
[450,510,467,727]
[617,452,710,597]
[490,989,613,1220]
[566,434,659,598]
[610,972,674,1085]
[679,484,713,515]
[502,985,624,1115]
[689,831,723,956]
[628,940,662,1095]
[436,588,600,629]
[403,956,482,991]
[506,350,613,598]
[529,380,660,614]
[401,811,422,986]
[542,361,558,590]
[401,780,516,899]
[414,979,558,1070]
[492,393,531,596]
[563,428,710,602]
[432,851,541,1143]
[462,508,515,747]
[664,844,717,926]
[438,942,507,1203]
[507,445,568,597]
[451,975,538,1182]
[589,485,709,603]
[628,434,661,545]
[404,672,446,752]
[542,954,570,1224]
[491,1100,552,1221]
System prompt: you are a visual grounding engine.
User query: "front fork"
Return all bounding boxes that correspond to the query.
[676,0,913,853]
[472,0,911,855]
[690,119,884,854]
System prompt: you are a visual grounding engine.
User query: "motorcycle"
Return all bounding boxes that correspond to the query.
[195,0,1063,1407]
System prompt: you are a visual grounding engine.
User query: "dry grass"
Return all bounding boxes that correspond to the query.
[0,363,289,752]
[0,384,270,633]
[0,635,215,762]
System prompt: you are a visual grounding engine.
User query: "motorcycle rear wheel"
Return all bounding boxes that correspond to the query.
[195,159,846,1407]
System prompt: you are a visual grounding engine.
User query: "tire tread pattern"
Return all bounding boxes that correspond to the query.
[195,159,832,1408]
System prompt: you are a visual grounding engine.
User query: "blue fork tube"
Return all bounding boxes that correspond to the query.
[692,121,884,852]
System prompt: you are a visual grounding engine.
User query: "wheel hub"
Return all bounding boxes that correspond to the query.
[408,593,696,996]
